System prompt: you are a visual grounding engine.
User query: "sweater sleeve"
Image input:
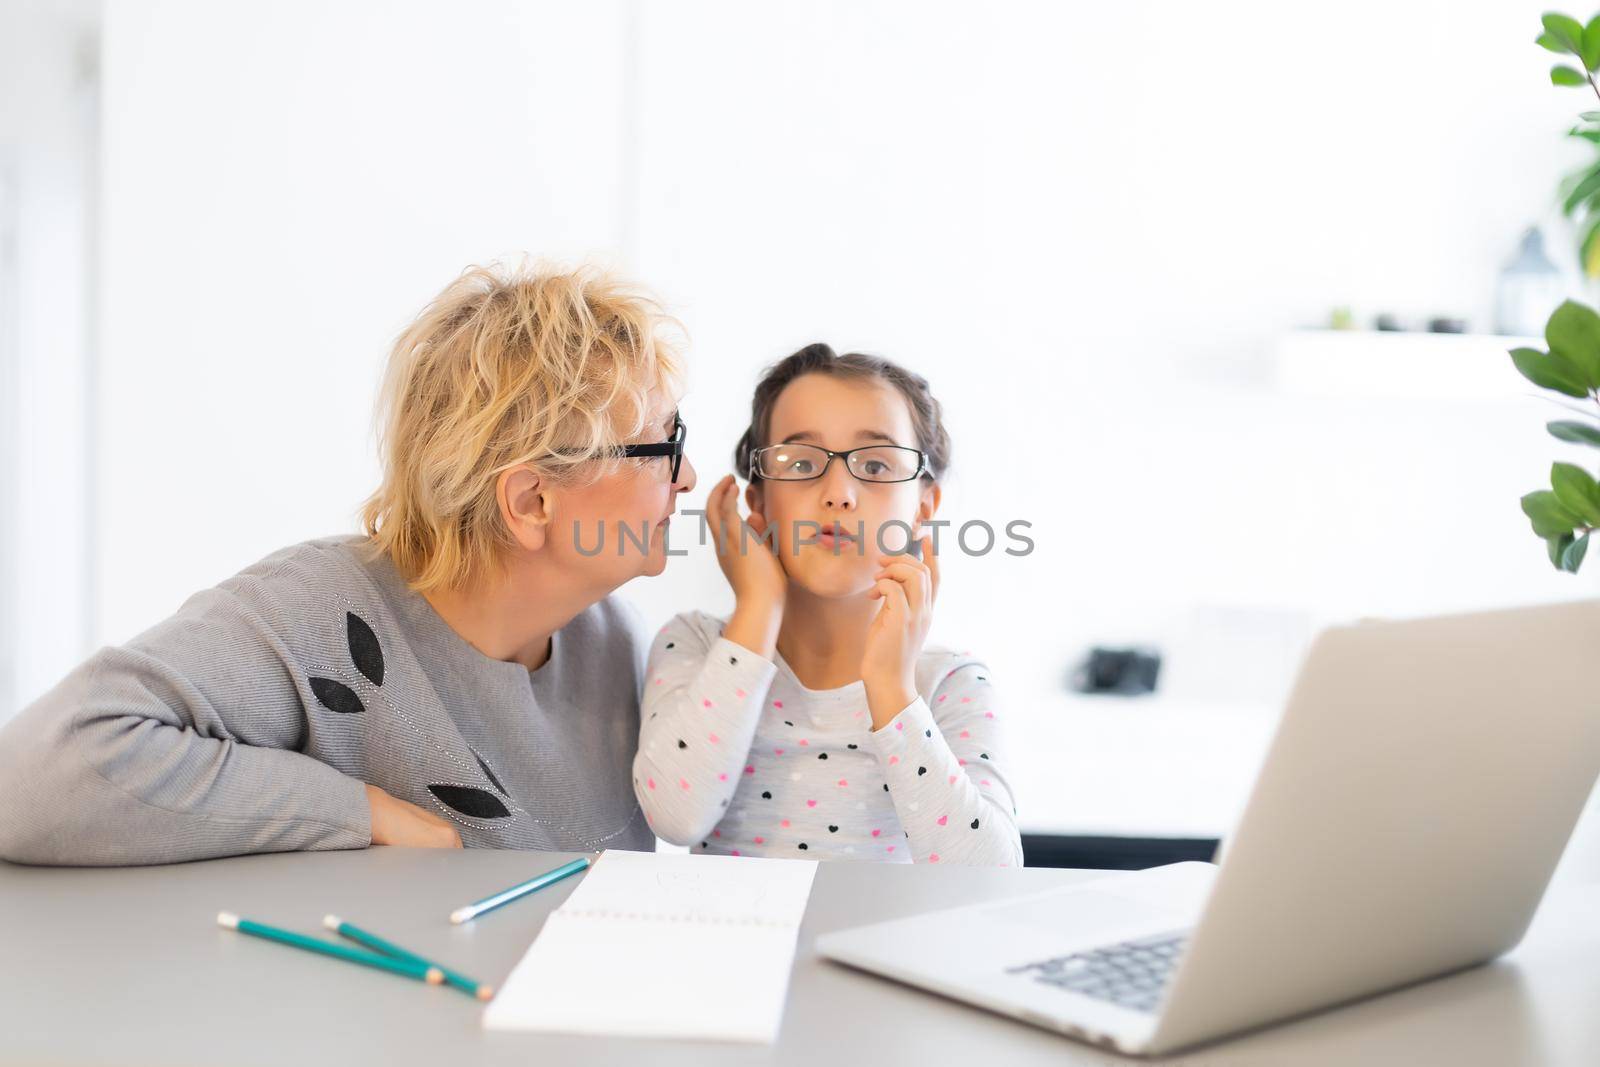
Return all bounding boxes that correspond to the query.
[0,584,373,867]
[865,661,1023,866]
[633,613,779,845]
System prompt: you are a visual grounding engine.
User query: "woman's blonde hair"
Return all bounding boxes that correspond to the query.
[361,259,684,593]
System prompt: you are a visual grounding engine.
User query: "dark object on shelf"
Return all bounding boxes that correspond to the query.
[1374,313,1403,331]
[1022,834,1220,870]
[1069,646,1161,695]
[1428,317,1468,334]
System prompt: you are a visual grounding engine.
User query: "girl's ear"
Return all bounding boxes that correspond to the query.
[915,480,942,526]
[744,480,766,519]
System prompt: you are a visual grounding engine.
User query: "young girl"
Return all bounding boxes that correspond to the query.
[634,343,1021,865]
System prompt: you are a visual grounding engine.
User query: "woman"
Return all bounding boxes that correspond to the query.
[0,261,697,865]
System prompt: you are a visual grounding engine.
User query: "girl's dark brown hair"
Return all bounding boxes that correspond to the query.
[732,342,951,482]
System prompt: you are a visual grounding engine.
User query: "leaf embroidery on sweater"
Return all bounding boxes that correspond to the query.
[346,611,385,686]
[428,784,511,819]
[309,677,365,715]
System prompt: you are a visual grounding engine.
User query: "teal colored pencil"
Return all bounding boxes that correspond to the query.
[323,914,494,1001]
[217,912,443,986]
[449,856,591,924]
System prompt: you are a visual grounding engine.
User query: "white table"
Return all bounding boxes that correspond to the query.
[3,847,1598,1065]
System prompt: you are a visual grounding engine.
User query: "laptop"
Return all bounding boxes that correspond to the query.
[815,599,1600,1056]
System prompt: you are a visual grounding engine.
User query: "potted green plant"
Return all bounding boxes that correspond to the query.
[1513,12,1600,571]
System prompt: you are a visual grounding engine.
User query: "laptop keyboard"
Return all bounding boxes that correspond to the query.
[1005,932,1188,1014]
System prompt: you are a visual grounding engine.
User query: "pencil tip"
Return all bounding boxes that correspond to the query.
[477,986,495,1001]
[216,911,239,929]
[322,914,341,931]
[449,909,469,925]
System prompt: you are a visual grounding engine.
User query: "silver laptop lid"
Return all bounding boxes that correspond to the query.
[1149,599,1600,1054]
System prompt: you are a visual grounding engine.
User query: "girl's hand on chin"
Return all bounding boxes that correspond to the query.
[861,534,940,729]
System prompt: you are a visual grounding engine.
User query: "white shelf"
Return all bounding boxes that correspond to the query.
[1273,330,1544,403]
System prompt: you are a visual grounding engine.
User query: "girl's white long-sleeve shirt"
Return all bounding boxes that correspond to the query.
[633,611,1023,866]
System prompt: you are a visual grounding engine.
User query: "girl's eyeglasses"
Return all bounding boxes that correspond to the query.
[748,442,927,483]
[618,413,687,483]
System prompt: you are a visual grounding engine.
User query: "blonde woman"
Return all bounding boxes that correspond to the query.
[0,262,697,865]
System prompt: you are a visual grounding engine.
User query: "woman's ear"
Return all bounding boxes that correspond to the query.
[498,465,554,553]
[744,480,766,521]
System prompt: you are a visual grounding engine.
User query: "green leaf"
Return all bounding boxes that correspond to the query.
[1584,218,1600,277]
[1524,489,1583,537]
[1550,531,1576,568]
[1546,13,1588,54]
[1553,64,1588,86]
[1551,461,1600,524]
[1564,530,1592,571]
[1583,111,1600,120]
[1563,170,1600,215]
[1511,346,1592,397]
[1569,127,1600,142]
[1548,419,1600,445]
[1545,300,1600,385]
[1586,16,1600,68]
[1540,30,1575,54]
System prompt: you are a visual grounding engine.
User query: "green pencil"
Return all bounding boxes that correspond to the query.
[216,912,443,986]
[323,914,494,1001]
[449,856,591,924]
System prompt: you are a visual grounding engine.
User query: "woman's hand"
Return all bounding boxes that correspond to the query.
[365,784,463,848]
[861,535,940,730]
[708,474,787,656]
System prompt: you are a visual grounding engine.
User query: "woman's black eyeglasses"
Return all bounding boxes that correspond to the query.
[618,412,687,482]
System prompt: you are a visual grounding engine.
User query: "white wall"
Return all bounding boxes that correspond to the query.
[619,0,1600,704]
[0,0,98,716]
[95,0,634,645]
[89,0,1600,719]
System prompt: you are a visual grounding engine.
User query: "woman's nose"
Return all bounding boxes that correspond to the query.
[675,453,698,494]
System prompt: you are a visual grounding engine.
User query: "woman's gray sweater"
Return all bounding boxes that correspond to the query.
[0,536,654,865]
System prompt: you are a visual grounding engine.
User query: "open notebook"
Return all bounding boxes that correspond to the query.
[482,849,819,1043]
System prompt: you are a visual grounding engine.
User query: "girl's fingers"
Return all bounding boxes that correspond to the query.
[874,562,931,613]
[871,577,909,618]
[711,475,739,553]
[705,478,726,551]
[921,535,940,603]
[884,577,911,617]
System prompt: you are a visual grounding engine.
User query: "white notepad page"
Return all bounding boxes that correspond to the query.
[482,849,819,1043]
